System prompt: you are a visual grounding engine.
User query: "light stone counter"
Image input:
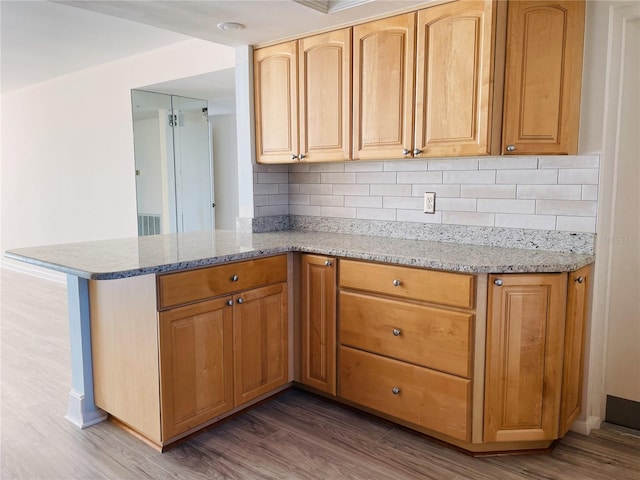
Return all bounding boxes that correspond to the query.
[6,229,594,279]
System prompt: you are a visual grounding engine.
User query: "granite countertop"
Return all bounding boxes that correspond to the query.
[5,230,595,280]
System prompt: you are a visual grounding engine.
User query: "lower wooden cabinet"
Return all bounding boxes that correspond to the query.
[159,296,234,440]
[234,282,289,406]
[300,254,337,395]
[484,273,568,442]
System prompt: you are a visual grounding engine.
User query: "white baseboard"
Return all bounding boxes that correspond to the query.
[1,259,66,283]
[570,415,602,436]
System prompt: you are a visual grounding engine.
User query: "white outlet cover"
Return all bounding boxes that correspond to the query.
[424,192,436,214]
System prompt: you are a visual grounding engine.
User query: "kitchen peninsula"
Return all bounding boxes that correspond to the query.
[6,230,594,454]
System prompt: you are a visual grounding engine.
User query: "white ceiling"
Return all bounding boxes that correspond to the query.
[1,0,429,95]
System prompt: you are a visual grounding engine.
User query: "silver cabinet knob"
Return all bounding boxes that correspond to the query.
[494,279,503,286]
[231,274,239,282]
[392,328,401,336]
[291,154,298,160]
[226,299,233,306]
[298,154,306,160]
[392,279,401,287]
[237,298,244,304]
[506,144,516,152]
[413,148,422,155]
[575,276,584,284]
[324,260,332,267]
[402,149,410,155]
[391,387,400,395]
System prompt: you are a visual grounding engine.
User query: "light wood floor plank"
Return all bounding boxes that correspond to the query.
[2,268,639,480]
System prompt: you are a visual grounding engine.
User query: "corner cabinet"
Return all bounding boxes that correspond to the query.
[501,0,586,155]
[254,28,351,164]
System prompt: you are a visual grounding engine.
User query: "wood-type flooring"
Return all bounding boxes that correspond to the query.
[2,268,639,479]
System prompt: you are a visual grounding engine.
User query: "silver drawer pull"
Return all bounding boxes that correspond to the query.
[231,274,239,282]
[575,276,584,284]
[226,299,233,306]
[392,328,401,336]
[494,279,503,286]
[237,298,244,304]
[393,279,401,287]
[391,387,400,395]
[324,260,332,267]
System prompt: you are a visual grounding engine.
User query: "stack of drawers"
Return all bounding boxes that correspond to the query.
[338,260,476,442]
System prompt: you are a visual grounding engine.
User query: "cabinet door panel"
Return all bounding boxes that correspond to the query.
[502,1,585,154]
[484,273,567,442]
[415,0,495,157]
[353,14,415,160]
[254,41,298,163]
[159,297,234,440]
[234,283,288,406]
[301,255,337,394]
[299,29,351,162]
[560,264,592,436]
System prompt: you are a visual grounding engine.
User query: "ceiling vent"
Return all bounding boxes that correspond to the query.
[292,0,373,14]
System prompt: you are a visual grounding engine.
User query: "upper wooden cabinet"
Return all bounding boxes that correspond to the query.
[353,13,416,160]
[254,29,351,163]
[414,0,499,158]
[502,1,586,155]
[484,273,568,443]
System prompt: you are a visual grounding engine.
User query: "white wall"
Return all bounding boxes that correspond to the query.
[0,39,234,262]
[211,114,239,231]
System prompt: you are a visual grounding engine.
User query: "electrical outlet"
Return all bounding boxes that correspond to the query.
[424,192,436,214]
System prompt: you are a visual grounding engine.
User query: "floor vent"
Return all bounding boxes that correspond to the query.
[138,214,161,236]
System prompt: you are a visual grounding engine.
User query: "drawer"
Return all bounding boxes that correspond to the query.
[340,291,473,378]
[158,255,287,310]
[339,346,471,441]
[339,260,475,309]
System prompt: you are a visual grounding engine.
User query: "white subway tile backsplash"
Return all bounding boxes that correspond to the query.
[477,199,535,214]
[289,194,310,205]
[397,171,443,184]
[309,195,344,206]
[256,205,289,216]
[322,172,356,184]
[497,169,558,184]
[495,214,556,230]
[254,183,280,195]
[517,185,582,200]
[257,172,289,184]
[309,163,346,172]
[357,208,396,221]
[442,211,494,226]
[478,157,538,169]
[582,185,598,200]
[299,183,333,195]
[321,206,357,218]
[370,184,411,196]
[411,184,461,197]
[428,158,479,170]
[556,216,597,233]
[346,161,385,172]
[254,195,269,207]
[443,170,496,184]
[345,196,383,208]
[558,168,599,185]
[332,184,370,196]
[356,172,396,184]
[289,164,311,173]
[397,209,443,223]
[268,194,289,205]
[539,155,599,169]
[290,172,321,184]
[267,165,289,173]
[436,197,477,212]
[383,196,422,209]
[253,164,269,173]
[384,160,429,171]
[280,184,298,194]
[536,200,597,216]
[461,185,516,198]
[290,205,321,216]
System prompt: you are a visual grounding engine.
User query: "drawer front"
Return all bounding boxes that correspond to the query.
[339,346,471,441]
[340,291,473,378]
[158,255,287,310]
[339,260,475,309]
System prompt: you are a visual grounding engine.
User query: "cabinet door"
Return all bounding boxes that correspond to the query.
[415,0,496,157]
[299,29,351,162]
[353,13,415,160]
[159,296,234,440]
[559,264,592,436]
[234,282,289,406]
[301,255,336,394]
[485,273,567,442]
[502,1,585,155]
[254,41,299,163]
